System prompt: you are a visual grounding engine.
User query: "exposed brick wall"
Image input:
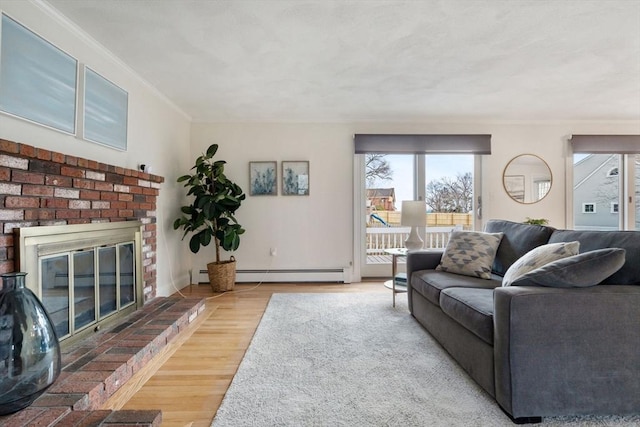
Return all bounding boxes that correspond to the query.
[0,138,164,301]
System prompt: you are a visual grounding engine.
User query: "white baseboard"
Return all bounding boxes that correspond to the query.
[199,267,351,284]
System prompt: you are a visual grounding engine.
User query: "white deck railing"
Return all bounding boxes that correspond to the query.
[366,226,462,255]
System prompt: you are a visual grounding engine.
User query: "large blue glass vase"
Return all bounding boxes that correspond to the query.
[0,272,61,415]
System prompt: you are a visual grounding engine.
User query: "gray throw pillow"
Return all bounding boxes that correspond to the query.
[436,231,504,279]
[484,219,556,276]
[502,241,580,287]
[509,248,626,288]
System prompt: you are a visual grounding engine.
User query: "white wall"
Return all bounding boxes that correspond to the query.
[192,121,640,281]
[0,0,193,296]
[190,123,355,277]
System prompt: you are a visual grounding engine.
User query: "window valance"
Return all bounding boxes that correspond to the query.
[570,135,640,154]
[354,134,491,155]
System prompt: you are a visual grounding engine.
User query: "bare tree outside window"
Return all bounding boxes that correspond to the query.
[365,154,393,187]
[425,172,473,213]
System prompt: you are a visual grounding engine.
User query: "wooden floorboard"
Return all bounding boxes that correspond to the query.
[120,282,388,427]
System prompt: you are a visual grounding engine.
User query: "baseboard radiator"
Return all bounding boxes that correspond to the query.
[199,267,351,284]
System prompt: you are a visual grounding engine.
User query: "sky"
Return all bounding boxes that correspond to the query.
[370,154,474,210]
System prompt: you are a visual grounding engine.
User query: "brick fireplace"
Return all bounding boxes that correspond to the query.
[0,138,163,301]
[0,138,204,426]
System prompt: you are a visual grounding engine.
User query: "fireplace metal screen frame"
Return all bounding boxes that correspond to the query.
[14,221,144,347]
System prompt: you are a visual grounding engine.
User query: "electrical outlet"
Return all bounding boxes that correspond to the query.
[270,247,277,257]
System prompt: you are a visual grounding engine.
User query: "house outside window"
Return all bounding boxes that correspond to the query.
[611,202,619,213]
[572,137,639,231]
[366,188,396,211]
[573,154,621,230]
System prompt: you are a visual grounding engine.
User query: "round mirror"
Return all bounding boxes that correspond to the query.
[503,154,552,204]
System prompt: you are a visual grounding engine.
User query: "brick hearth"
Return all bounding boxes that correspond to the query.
[0,296,206,426]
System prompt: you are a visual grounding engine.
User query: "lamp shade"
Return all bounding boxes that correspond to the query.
[401,201,426,226]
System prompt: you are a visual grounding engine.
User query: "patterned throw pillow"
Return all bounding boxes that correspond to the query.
[436,231,504,279]
[502,241,580,286]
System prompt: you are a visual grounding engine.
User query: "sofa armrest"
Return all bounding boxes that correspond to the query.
[406,249,443,274]
[406,249,443,311]
[494,285,640,418]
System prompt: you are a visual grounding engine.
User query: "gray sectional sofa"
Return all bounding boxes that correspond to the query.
[406,219,640,423]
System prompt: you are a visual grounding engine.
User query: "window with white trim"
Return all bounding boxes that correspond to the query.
[582,203,596,213]
[571,136,640,230]
[354,134,487,278]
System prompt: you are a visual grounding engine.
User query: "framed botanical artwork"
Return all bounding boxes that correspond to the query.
[282,161,310,196]
[249,161,277,196]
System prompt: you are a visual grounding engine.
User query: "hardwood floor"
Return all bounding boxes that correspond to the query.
[118,282,388,427]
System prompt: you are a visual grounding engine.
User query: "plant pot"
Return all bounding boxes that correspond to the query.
[207,256,236,292]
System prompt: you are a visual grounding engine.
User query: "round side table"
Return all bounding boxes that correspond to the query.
[383,248,408,307]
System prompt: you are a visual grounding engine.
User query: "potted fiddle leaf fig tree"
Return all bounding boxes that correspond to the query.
[173,143,246,292]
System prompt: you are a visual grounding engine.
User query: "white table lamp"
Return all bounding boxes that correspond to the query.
[401,200,427,250]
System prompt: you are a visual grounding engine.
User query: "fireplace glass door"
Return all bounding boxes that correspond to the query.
[40,242,136,340]
[74,250,96,331]
[41,254,70,338]
[119,243,135,307]
[99,246,117,317]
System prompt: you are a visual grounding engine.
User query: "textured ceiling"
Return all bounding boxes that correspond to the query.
[46,0,640,122]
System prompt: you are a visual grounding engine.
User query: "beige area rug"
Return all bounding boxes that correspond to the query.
[212,292,639,426]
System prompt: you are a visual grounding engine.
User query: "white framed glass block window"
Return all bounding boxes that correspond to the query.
[84,67,128,151]
[0,14,77,134]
